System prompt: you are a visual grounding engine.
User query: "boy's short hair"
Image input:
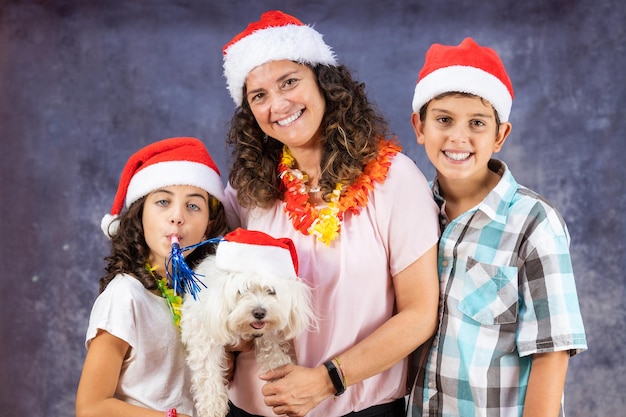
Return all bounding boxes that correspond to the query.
[412,37,514,122]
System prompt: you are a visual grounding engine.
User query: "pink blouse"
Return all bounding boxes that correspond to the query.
[225,153,439,416]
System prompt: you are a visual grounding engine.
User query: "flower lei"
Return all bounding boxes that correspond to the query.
[278,139,401,245]
[145,262,183,328]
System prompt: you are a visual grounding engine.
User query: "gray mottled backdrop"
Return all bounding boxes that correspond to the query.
[0,0,624,416]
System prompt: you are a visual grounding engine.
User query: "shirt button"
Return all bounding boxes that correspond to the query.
[442,260,449,267]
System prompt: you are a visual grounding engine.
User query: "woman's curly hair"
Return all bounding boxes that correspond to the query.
[99,195,229,293]
[226,63,392,209]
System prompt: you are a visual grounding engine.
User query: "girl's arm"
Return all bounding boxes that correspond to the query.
[522,350,570,417]
[259,244,440,417]
[75,329,191,417]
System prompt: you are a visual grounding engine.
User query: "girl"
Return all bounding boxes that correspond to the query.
[76,137,229,417]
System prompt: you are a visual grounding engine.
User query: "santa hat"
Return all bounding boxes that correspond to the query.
[222,10,337,106]
[412,37,514,122]
[101,137,225,238]
[216,228,299,279]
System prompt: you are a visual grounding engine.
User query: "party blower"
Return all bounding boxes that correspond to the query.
[166,235,223,300]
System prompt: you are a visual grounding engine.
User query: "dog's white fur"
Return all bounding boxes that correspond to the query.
[180,254,315,417]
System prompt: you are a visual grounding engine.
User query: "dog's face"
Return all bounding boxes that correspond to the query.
[184,255,315,347]
[225,276,295,340]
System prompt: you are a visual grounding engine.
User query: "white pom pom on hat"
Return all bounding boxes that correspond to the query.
[222,10,337,106]
[412,37,514,122]
[216,228,299,279]
[101,137,225,239]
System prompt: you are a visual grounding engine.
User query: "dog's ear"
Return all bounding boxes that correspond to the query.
[182,256,239,346]
[203,271,244,346]
[284,279,317,339]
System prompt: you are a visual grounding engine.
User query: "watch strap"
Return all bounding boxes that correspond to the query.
[323,360,346,396]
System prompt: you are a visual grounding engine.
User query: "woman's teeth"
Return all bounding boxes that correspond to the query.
[445,151,470,161]
[277,110,303,126]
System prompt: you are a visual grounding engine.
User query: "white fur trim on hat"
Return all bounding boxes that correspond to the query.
[215,240,297,279]
[223,24,336,105]
[412,65,513,122]
[101,213,120,239]
[126,160,225,208]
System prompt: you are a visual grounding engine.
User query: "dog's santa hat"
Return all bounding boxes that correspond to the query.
[412,37,514,122]
[222,10,337,106]
[101,137,225,238]
[216,228,299,279]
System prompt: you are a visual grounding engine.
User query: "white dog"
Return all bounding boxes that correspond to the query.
[180,229,315,417]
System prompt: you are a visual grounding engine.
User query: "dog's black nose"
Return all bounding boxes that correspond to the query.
[252,308,266,320]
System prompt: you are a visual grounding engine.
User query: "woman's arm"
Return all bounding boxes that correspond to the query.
[337,244,439,382]
[522,351,570,417]
[76,330,191,417]
[260,244,439,417]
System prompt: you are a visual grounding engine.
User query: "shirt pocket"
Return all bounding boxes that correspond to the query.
[457,257,518,325]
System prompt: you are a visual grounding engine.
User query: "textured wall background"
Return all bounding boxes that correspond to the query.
[0,0,624,416]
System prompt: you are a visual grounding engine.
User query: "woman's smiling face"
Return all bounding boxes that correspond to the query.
[245,60,326,151]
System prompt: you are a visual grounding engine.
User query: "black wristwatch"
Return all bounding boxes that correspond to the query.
[323,360,346,396]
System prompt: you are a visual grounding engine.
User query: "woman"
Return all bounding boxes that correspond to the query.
[222,11,440,417]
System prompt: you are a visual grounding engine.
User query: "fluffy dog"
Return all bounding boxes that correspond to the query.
[180,229,315,417]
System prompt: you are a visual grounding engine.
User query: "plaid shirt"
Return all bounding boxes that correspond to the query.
[410,160,587,417]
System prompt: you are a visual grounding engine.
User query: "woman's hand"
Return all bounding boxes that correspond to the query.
[259,364,334,417]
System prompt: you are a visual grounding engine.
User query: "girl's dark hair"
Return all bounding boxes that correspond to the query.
[99,194,229,293]
[226,63,392,209]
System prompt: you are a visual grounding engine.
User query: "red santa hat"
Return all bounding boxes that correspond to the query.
[412,37,514,122]
[216,228,299,279]
[222,10,337,106]
[101,137,225,238]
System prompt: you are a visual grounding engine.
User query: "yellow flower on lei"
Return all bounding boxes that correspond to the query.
[278,139,400,245]
[146,262,183,327]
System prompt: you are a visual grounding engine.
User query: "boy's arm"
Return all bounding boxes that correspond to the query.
[523,350,570,417]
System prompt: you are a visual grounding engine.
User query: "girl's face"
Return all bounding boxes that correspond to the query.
[412,94,511,183]
[245,60,326,151]
[142,185,210,270]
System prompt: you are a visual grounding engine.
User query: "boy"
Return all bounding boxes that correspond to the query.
[408,38,587,417]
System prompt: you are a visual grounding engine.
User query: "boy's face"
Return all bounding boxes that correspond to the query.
[411,94,511,182]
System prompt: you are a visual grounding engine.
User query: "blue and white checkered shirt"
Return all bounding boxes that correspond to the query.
[410,160,587,417]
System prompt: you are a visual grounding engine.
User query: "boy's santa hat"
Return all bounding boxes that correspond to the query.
[412,37,514,122]
[216,228,299,279]
[101,137,225,238]
[222,10,337,106]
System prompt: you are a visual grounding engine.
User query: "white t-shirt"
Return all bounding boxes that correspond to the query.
[85,274,196,416]
[225,152,440,416]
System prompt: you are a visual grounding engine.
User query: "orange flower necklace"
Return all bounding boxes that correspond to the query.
[278,139,401,245]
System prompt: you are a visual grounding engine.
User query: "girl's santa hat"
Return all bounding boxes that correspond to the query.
[216,228,299,279]
[101,137,225,238]
[412,37,514,122]
[222,10,337,106]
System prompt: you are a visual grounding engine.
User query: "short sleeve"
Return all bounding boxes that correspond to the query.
[85,275,140,349]
[374,153,440,277]
[224,182,244,230]
[516,207,587,356]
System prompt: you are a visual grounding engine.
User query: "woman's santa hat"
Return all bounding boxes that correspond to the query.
[222,10,337,106]
[412,37,514,122]
[101,137,225,238]
[216,228,299,279]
